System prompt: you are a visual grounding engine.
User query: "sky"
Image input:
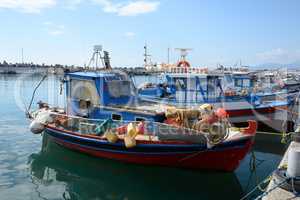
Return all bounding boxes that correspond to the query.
[0,0,300,68]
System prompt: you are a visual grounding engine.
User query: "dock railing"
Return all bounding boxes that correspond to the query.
[164,67,209,74]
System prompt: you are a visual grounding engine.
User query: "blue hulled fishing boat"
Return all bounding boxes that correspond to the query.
[27,47,257,172]
[137,52,296,131]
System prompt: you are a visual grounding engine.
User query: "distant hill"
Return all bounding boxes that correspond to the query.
[254,62,300,69]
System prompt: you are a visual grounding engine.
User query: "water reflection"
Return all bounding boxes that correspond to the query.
[253,133,289,155]
[28,134,244,200]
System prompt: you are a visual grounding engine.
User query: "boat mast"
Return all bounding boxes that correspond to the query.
[143,44,151,69]
[87,45,111,70]
[21,48,24,64]
[167,47,170,64]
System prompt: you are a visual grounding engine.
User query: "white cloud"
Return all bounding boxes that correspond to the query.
[0,0,56,13]
[43,21,53,26]
[92,0,160,16]
[43,22,65,36]
[0,0,160,15]
[64,0,82,10]
[124,31,136,38]
[49,28,65,36]
[118,1,160,16]
[256,48,300,64]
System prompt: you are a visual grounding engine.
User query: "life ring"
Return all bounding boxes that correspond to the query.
[177,60,191,68]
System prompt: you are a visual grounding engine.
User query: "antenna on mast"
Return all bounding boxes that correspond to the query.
[87,45,103,69]
[103,51,111,69]
[175,48,193,61]
[87,45,111,70]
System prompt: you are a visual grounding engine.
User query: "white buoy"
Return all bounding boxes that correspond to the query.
[295,126,300,133]
[29,120,45,134]
[287,146,300,177]
[29,109,53,134]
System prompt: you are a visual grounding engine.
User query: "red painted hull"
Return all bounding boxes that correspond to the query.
[44,121,257,172]
[52,136,253,171]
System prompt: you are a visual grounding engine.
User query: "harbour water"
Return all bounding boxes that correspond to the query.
[0,74,288,200]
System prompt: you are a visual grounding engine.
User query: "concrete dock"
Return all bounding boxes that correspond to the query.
[263,141,300,200]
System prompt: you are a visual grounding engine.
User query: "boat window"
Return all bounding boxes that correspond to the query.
[186,78,196,91]
[107,80,132,98]
[105,76,122,81]
[135,117,146,122]
[207,77,217,96]
[198,78,207,90]
[175,78,186,90]
[243,79,250,87]
[70,79,100,106]
[112,113,122,121]
[225,75,233,83]
[234,79,243,87]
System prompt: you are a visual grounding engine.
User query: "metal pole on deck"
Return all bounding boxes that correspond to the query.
[167,47,170,64]
[21,48,24,64]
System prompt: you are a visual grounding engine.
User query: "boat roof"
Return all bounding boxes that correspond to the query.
[232,71,251,75]
[167,73,223,78]
[67,71,120,79]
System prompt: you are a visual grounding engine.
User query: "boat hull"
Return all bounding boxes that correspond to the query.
[227,104,295,132]
[44,126,255,172]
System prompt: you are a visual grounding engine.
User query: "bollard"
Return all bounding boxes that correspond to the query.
[287,146,300,177]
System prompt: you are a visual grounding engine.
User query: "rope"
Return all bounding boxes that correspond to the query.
[265,106,295,144]
[26,74,48,118]
[242,168,300,200]
[249,151,269,192]
[240,174,273,200]
[281,119,288,144]
[253,178,291,200]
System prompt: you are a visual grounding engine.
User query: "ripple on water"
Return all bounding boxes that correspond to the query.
[0,182,37,200]
[0,175,14,189]
[0,152,18,162]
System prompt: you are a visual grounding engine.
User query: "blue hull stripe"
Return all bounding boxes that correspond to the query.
[45,127,249,154]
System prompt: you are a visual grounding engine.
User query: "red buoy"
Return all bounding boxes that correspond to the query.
[215,108,228,119]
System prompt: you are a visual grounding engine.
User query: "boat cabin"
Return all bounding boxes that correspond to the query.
[165,73,223,103]
[230,72,255,91]
[65,71,165,122]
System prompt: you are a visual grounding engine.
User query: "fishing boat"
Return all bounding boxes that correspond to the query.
[27,47,257,172]
[139,69,293,129]
[138,51,296,131]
